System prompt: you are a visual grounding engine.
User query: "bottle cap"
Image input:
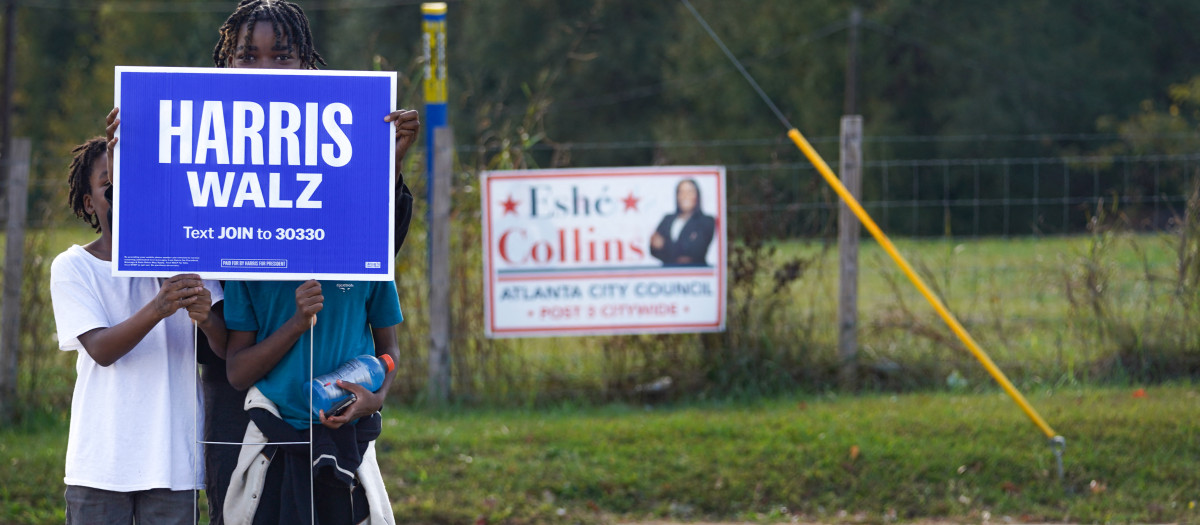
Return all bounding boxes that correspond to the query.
[380,354,395,373]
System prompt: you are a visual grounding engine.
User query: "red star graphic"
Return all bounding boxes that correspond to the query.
[621,191,640,212]
[500,195,519,215]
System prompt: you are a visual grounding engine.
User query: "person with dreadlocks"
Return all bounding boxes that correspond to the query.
[214,5,407,514]
[104,1,417,522]
[49,137,226,524]
[104,2,422,522]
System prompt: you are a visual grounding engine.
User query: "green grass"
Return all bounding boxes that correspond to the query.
[0,411,70,524]
[2,384,1196,524]
[379,384,1200,524]
[3,227,1194,522]
[469,232,1185,401]
[0,222,97,254]
[766,233,1183,386]
[5,227,1191,404]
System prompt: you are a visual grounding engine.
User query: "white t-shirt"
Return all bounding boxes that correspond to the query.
[49,244,223,491]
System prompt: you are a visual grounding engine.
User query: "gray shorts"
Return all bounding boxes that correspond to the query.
[65,485,197,525]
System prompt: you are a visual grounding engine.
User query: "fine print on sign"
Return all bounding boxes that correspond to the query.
[481,166,727,337]
[112,66,396,280]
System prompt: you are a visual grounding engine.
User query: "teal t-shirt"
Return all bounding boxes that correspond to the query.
[224,280,403,429]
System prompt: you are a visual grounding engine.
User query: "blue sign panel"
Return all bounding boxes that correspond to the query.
[112,66,396,280]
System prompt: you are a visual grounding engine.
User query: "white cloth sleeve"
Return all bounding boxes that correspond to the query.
[50,267,109,352]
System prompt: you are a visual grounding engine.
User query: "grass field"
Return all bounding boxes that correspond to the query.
[0,226,1195,523]
[403,229,1188,403]
[1,384,1196,524]
[3,224,1193,404]
[778,232,1184,381]
[378,384,1200,524]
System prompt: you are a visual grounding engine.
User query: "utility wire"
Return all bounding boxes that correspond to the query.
[677,0,1062,443]
[678,0,794,130]
[559,18,849,112]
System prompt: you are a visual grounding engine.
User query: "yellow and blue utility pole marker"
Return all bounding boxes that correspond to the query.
[422,1,448,198]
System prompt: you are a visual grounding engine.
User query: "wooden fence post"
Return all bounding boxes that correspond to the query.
[838,117,862,390]
[0,137,31,412]
[428,126,453,404]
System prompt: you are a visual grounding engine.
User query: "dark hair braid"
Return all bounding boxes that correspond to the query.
[212,0,326,69]
[67,137,108,233]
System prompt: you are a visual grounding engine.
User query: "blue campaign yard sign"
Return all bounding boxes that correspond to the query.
[113,66,396,280]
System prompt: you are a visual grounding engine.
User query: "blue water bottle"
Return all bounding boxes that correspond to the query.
[308,354,395,419]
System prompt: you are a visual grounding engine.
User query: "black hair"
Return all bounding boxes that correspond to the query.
[675,178,702,215]
[67,137,108,233]
[212,0,326,69]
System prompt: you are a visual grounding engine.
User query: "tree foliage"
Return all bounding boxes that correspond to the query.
[5,0,1200,229]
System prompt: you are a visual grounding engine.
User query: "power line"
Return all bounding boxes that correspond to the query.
[678,0,794,130]
[559,18,849,112]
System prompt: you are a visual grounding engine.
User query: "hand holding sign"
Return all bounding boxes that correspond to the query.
[106,107,120,188]
[386,108,420,172]
[184,284,215,325]
[292,279,324,328]
[151,274,207,320]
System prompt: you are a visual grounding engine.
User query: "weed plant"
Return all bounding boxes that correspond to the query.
[1064,184,1200,382]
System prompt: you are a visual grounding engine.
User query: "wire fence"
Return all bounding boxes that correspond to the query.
[23,133,1200,237]
[392,135,1200,404]
[726,152,1199,238]
[12,133,1200,407]
[450,134,1200,238]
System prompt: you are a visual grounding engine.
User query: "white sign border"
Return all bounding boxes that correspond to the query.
[480,165,728,338]
[112,66,397,281]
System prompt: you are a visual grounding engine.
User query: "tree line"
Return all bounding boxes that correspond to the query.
[7,0,1200,234]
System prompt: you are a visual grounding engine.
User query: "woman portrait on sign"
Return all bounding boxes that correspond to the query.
[649,178,715,267]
